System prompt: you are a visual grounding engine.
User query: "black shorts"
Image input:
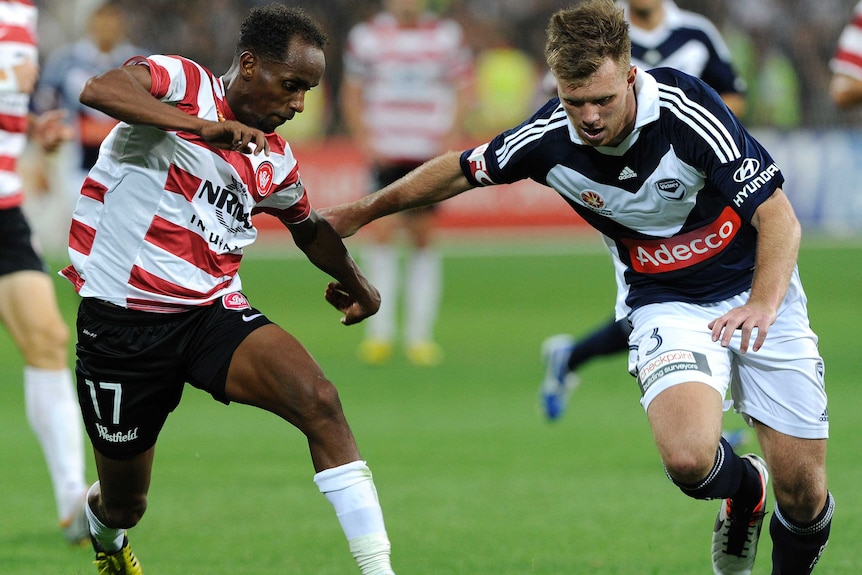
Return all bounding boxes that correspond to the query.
[0,207,47,277]
[75,294,272,460]
[370,163,437,215]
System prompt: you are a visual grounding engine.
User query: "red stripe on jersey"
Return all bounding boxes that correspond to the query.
[81,177,108,202]
[164,163,202,202]
[255,188,310,225]
[144,215,242,277]
[128,264,233,301]
[0,194,22,209]
[0,113,27,134]
[59,265,85,292]
[0,155,16,172]
[267,133,286,156]
[0,24,35,45]
[835,48,862,70]
[69,218,97,256]
[136,57,171,100]
[176,57,204,117]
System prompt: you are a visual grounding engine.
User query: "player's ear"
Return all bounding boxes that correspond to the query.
[239,50,257,79]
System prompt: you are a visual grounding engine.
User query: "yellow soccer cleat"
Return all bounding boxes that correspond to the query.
[358,339,394,365]
[405,341,443,367]
[94,537,142,575]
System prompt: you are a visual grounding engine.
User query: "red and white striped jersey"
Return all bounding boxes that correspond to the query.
[0,0,37,209]
[831,1,862,80]
[62,54,310,312]
[343,11,471,162]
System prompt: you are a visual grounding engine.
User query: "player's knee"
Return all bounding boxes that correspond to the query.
[772,479,828,523]
[663,450,715,486]
[20,319,69,368]
[295,377,346,429]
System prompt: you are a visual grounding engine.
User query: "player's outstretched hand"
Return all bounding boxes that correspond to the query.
[325,281,381,325]
[318,205,362,238]
[708,302,776,354]
[199,120,270,155]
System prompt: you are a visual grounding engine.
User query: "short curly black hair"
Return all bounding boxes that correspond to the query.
[235,3,327,62]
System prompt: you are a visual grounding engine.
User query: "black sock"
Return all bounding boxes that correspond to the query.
[770,492,833,575]
[671,437,757,501]
[567,318,631,371]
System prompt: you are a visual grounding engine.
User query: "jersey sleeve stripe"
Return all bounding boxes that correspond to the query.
[496,107,569,168]
[657,84,739,163]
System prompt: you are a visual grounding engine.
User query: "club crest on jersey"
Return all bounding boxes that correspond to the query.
[255,161,274,197]
[655,179,685,201]
[580,190,614,216]
[222,292,251,310]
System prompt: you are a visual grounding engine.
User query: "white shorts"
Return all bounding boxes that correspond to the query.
[627,269,828,439]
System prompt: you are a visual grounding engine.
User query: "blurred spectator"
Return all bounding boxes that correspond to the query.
[341,0,473,366]
[0,0,88,545]
[830,0,862,108]
[33,2,147,204]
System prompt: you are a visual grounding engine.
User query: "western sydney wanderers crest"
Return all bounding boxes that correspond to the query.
[255,161,275,196]
[222,292,251,310]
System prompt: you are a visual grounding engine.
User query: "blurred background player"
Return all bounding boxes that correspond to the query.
[0,0,88,545]
[538,0,748,424]
[341,0,473,366]
[829,0,862,108]
[33,2,146,210]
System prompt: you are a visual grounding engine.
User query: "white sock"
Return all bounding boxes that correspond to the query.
[315,461,395,575]
[24,366,87,522]
[85,482,126,552]
[364,245,399,342]
[404,248,441,345]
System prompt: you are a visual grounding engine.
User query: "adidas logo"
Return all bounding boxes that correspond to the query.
[619,166,637,180]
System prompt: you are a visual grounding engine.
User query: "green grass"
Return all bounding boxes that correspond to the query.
[0,236,859,574]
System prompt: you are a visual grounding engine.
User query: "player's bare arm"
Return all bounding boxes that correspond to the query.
[829,73,862,109]
[320,150,473,237]
[708,188,801,352]
[287,211,380,325]
[79,64,268,154]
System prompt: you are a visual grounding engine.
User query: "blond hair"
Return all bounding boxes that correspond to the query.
[545,0,630,88]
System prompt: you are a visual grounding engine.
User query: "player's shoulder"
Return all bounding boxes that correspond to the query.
[648,66,718,99]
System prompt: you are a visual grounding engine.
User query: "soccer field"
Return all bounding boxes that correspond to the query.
[0,237,859,574]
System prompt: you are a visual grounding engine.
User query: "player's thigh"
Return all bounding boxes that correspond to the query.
[0,270,67,364]
[628,301,734,410]
[224,323,337,423]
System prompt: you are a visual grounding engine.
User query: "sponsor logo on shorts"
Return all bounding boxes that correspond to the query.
[637,349,711,395]
[621,206,740,273]
[242,313,264,322]
[222,292,251,310]
[95,422,139,443]
[819,408,829,423]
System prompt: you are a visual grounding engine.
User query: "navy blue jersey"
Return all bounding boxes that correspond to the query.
[626,0,744,96]
[460,68,783,310]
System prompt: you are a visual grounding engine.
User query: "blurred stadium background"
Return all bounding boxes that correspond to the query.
[23,0,862,248]
[5,1,861,573]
